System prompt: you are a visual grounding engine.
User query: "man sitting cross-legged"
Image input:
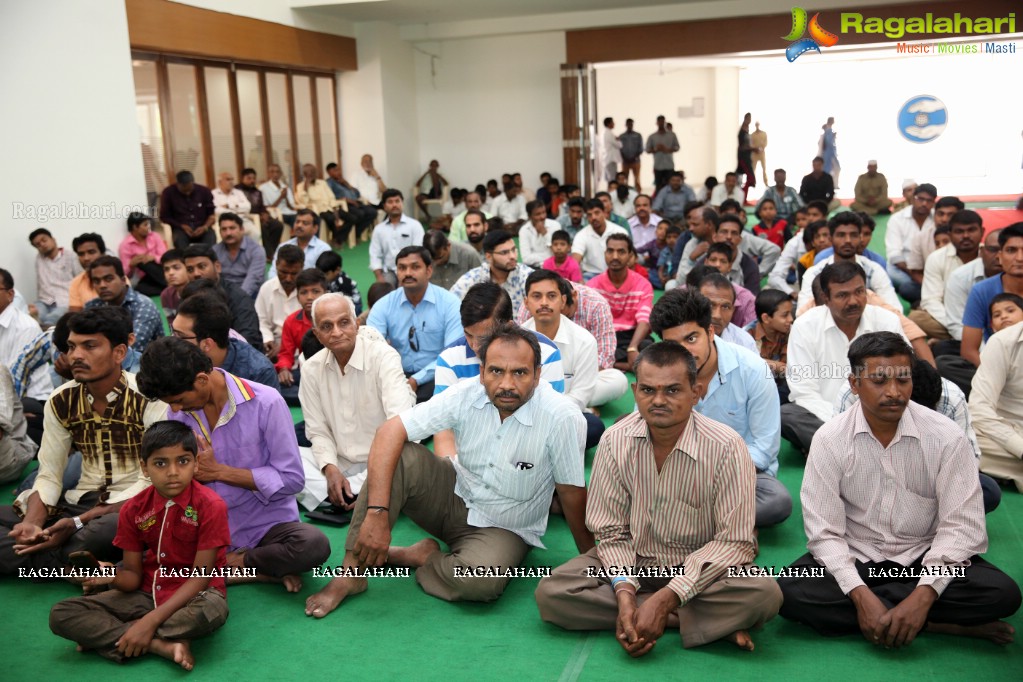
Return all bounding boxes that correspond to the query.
[778,332,1021,646]
[0,308,166,575]
[304,323,593,618]
[535,342,782,653]
[137,337,330,593]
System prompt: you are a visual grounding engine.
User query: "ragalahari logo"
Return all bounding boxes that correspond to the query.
[783,7,839,62]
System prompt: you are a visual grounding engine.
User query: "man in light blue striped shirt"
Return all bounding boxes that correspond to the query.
[304,324,593,619]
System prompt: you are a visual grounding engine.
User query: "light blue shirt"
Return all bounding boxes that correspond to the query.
[434,335,566,395]
[698,336,781,475]
[367,283,463,386]
[267,236,332,280]
[400,379,586,547]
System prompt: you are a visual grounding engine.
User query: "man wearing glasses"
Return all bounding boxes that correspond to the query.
[450,230,535,311]
[367,246,462,403]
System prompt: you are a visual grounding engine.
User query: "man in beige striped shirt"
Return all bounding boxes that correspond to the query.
[779,332,1020,647]
[536,342,781,654]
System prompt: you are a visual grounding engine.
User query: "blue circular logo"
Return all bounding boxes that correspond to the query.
[897,95,948,143]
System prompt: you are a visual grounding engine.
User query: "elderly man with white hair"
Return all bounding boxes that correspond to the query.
[297,293,415,513]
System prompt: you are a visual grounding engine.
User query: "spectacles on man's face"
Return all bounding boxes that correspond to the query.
[408,325,419,352]
[172,329,199,342]
[492,246,517,258]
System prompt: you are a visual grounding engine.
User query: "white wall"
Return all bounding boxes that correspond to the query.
[738,43,1023,198]
[412,32,567,193]
[595,63,741,192]
[0,0,145,302]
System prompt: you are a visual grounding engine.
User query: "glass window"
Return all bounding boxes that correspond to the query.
[316,77,338,168]
[166,63,205,183]
[265,71,294,185]
[237,69,267,181]
[133,59,167,198]
[204,66,236,180]
[292,74,317,173]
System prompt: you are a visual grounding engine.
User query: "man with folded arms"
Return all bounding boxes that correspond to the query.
[536,342,782,653]
[778,332,1021,646]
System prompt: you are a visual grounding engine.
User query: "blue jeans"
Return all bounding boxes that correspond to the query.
[35,301,66,327]
[16,452,82,495]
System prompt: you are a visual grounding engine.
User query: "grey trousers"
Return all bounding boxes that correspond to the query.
[780,402,825,456]
[50,588,228,661]
[0,493,120,575]
[345,442,530,603]
[536,548,783,648]
[756,473,793,527]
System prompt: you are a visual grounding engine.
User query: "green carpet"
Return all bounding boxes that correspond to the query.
[3,207,1021,680]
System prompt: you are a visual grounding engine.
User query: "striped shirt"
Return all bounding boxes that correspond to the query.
[587,269,653,332]
[15,372,167,511]
[834,379,980,459]
[587,410,757,605]
[802,402,986,596]
[433,334,565,395]
[35,247,79,307]
[516,283,616,370]
[401,379,586,548]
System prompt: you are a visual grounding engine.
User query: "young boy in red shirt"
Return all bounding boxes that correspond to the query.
[49,421,230,671]
[752,198,791,248]
[276,268,327,403]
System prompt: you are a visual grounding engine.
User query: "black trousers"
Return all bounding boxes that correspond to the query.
[261,216,285,260]
[134,261,167,297]
[171,225,216,251]
[936,354,976,399]
[778,552,1021,636]
[653,169,674,192]
[613,329,652,364]
[404,372,435,404]
[334,204,379,244]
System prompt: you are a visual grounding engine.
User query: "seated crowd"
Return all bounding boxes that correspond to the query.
[1,149,1021,670]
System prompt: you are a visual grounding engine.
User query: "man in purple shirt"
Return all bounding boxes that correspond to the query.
[137,337,329,592]
[159,170,217,251]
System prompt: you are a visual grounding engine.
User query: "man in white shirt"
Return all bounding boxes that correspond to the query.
[941,229,1003,344]
[970,319,1023,492]
[601,117,622,184]
[259,163,297,228]
[489,184,528,233]
[28,228,78,326]
[212,171,258,241]
[782,261,905,454]
[369,189,425,286]
[523,269,627,421]
[255,245,303,358]
[353,154,386,208]
[884,183,936,302]
[520,200,557,268]
[0,269,51,403]
[572,200,628,281]
[906,196,964,288]
[709,172,745,208]
[798,212,899,312]
[299,294,415,510]
[909,210,983,341]
[303,324,592,618]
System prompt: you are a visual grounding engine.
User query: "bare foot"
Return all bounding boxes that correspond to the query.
[725,629,755,651]
[387,538,440,568]
[282,575,303,592]
[150,638,194,671]
[304,576,368,619]
[928,621,1015,645]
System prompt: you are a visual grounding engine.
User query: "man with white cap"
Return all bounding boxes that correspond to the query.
[850,161,892,216]
[892,179,917,213]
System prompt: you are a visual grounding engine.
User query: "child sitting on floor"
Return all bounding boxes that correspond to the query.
[750,289,794,403]
[797,221,831,285]
[315,250,362,315]
[655,224,683,289]
[49,421,230,672]
[542,230,583,283]
[752,198,791,248]
[990,292,1023,333]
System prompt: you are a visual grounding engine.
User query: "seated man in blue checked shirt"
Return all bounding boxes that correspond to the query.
[304,323,594,618]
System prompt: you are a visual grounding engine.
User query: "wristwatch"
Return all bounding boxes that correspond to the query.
[72,516,84,531]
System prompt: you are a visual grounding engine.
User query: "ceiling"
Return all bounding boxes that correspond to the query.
[293,0,705,26]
